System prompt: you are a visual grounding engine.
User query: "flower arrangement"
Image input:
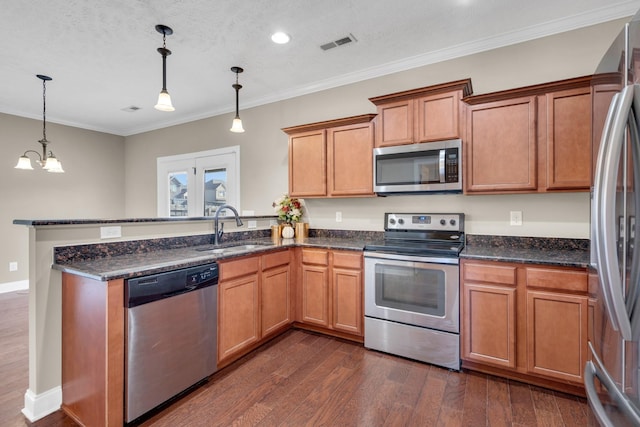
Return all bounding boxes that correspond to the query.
[272,194,304,224]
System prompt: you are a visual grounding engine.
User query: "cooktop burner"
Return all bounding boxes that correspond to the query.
[364,213,465,257]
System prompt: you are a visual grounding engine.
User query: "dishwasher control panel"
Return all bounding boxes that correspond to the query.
[126,262,218,307]
[187,264,218,287]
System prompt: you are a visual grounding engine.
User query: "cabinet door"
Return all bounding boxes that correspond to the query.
[526,290,588,384]
[332,268,362,335]
[327,122,375,197]
[218,274,260,363]
[261,264,291,337]
[466,96,537,193]
[415,90,461,142]
[545,88,592,190]
[375,99,414,147]
[288,129,326,197]
[462,283,516,369]
[300,264,329,327]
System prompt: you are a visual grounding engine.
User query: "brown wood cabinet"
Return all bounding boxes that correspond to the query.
[283,114,376,198]
[369,79,472,147]
[463,76,595,194]
[461,259,588,393]
[465,96,538,192]
[61,273,124,427]
[331,251,363,335]
[462,262,517,369]
[217,256,260,363]
[297,248,363,340]
[261,250,292,337]
[217,249,293,366]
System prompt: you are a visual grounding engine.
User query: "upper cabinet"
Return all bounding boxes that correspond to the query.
[283,114,376,198]
[463,76,595,194]
[369,79,473,147]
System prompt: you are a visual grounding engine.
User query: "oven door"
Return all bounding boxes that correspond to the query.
[364,252,459,333]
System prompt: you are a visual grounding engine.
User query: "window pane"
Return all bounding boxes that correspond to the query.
[169,172,188,216]
[203,168,227,216]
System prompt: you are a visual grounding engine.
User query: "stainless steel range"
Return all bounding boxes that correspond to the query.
[364,212,464,370]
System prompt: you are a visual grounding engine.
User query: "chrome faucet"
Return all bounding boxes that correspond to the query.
[213,204,243,245]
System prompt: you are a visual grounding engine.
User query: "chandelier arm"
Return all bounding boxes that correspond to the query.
[21,150,43,161]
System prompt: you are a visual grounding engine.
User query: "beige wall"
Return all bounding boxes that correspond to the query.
[1,114,125,289]
[124,18,625,239]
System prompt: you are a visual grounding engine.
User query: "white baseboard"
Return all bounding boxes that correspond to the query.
[0,280,28,294]
[22,387,62,422]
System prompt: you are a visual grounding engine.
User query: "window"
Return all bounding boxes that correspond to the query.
[157,146,240,217]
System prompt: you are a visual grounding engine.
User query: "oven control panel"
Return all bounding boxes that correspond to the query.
[385,213,464,232]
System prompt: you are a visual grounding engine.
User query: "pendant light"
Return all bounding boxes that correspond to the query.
[230,66,245,133]
[154,24,175,112]
[15,75,64,173]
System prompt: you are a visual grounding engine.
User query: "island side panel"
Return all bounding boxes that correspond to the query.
[61,273,124,427]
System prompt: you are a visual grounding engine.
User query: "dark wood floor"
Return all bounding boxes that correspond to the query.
[1,291,597,426]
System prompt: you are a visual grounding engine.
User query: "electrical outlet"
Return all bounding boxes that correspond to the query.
[9,262,17,272]
[510,211,523,226]
[247,220,257,229]
[336,211,342,222]
[100,226,122,239]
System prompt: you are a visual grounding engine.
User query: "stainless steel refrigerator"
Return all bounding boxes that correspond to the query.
[587,11,640,426]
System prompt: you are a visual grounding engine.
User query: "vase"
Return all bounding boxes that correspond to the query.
[281,224,295,239]
[295,222,309,241]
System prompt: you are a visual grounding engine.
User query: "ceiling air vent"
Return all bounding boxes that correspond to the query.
[320,33,357,51]
[121,106,142,112]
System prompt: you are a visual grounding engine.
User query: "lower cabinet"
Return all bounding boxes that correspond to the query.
[461,259,588,391]
[297,248,363,340]
[218,249,292,366]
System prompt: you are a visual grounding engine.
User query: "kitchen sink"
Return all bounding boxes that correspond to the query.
[195,242,274,254]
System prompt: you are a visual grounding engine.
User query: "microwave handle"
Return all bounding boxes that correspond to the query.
[439,149,446,183]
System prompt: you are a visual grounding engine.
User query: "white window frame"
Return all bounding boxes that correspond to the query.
[157,146,241,217]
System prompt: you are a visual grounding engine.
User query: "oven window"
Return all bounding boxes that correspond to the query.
[374,264,446,316]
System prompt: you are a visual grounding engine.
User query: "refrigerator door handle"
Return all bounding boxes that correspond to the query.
[597,84,635,340]
[593,91,621,330]
[585,342,640,426]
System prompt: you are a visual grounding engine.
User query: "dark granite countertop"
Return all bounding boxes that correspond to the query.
[461,235,590,268]
[53,236,372,281]
[52,231,592,281]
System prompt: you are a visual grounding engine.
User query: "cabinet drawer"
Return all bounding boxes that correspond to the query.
[526,267,587,293]
[302,249,329,266]
[262,250,290,270]
[333,251,362,269]
[463,262,516,286]
[219,256,260,281]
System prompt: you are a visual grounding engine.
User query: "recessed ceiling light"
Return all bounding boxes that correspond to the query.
[271,32,290,44]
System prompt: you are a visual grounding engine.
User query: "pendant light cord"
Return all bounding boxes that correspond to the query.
[41,78,47,142]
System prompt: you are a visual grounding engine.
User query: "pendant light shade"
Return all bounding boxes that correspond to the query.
[15,74,64,173]
[230,66,245,133]
[154,24,175,112]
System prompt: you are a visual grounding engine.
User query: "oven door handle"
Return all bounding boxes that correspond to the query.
[364,251,459,265]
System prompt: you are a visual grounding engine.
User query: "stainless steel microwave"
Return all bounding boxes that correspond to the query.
[373,139,462,195]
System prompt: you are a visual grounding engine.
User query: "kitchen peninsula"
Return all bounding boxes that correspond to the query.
[15,216,590,425]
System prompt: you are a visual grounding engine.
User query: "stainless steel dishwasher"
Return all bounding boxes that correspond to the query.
[125,262,218,423]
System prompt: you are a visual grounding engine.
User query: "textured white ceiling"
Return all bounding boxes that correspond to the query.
[2,0,639,136]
